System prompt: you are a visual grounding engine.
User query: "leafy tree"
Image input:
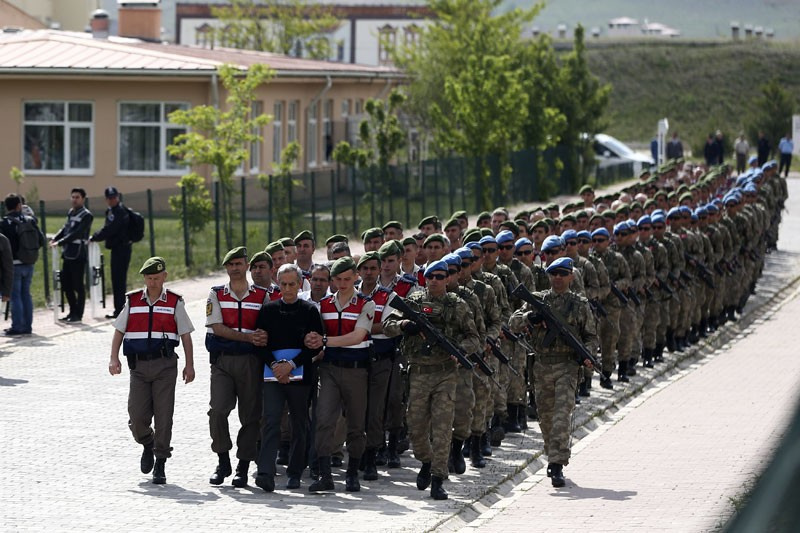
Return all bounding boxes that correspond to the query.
[211,0,339,60]
[167,64,273,250]
[259,141,303,238]
[9,166,24,194]
[168,173,213,265]
[747,78,797,159]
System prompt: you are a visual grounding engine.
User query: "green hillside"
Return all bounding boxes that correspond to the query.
[583,39,800,149]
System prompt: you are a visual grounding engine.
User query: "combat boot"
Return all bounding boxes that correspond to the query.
[345,459,361,492]
[490,414,505,447]
[276,440,289,465]
[152,458,166,485]
[699,318,709,338]
[387,431,401,468]
[505,404,521,433]
[547,463,565,488]
[416,462,432,490]
[617,360,629,383]
[450,439,466,475]
[654,344,665,363]
[140,442,154,474]
[643,348,654,368]
[461,436,471,458]
[688,325,700,344]
[308,456,334,492]
[599,371,614,389]
[527,396,539,420]
[375,444,388,467]
[231,460,249,488]
[430,476,448,500]
[666,329,676,353]
[209,452,232,485]
[362,448,378,481]
[480,432,492,457]
[578,381,590,397]
[469,436,486,468]
[627,358,637,376]
[518,404,528,430]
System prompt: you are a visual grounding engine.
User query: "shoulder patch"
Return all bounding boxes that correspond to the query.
[206,299,213,317]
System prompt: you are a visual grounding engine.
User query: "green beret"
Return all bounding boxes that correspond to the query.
[514,219,528,228]
[222,246,247,266]
[479,228,494,237]
[531,219,549,230]
[264,241,284,255]
[615,205,630,215]
[578,184,594,194]
[463,229,481,244]
[451,210,468,220]
[638,168,652,178]
[679,192,693,202]
[667,192,677,199]
[653,190,667,199]
[575,210,589,219]
[382,220,403,232]
[444,218,461,231]
[559,214,576,224]
[499,220,518,235]
[630,201,642,210]
[644,199,656,208]
[378,240,402,259]
[602,211,617,220]
[418,215,438,229]
[294,230,314,244]
[544,203,559,211]
[139,256,166,275]
[361,227,384,243]
[249,250,273,267]
[325,234,349,246]
[476,211,491,223]
[401,236,417,247]
[589,213,604,223]
[357,251,381,269]
[278,237,295,247]
[423,234,447,247]
[513,211,529,221]
[330,256,356,277]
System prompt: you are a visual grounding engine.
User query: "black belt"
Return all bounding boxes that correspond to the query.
[371,350,395,362]
[324,359,369,369]
[131,352,174,362]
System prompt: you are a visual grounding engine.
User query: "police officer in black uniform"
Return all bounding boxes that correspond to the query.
[90,186,131,319]
[51,187,93,322]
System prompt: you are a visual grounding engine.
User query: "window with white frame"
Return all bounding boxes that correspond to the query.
[323,99,333,162]
[307,101,318,167]
[287,100,298,144]
[341,99,350,118]
[249,100,263,173]
[23,101,93,173]
[119,102,187,173]
[272,100,284,164]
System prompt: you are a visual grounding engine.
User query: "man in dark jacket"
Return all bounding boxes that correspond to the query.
[90,187,130,319]
[51,188,93,322]
[757,131,771,167]
[0,233,12,306]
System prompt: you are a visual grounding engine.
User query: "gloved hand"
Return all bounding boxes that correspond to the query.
[402,320,421,336]
[527,311,544,327]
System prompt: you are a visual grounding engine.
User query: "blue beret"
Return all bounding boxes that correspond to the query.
[455,247,474,260]
[695,206,708,217]
[424,260,448,277]
[690,213,698,221]
[748,155,758,165]
[651,209,665,218]
[679,206,692,215]
[546,257,573,274]
[591,228,610,239]
[576,230,591,240]
[744,183,758,194]
[706,204,719,214]
[651,213,666,225]
[515,237,532,250]
[735,176,749,187]
[479,235,497,246]
[667,207,682,219]
[442,253,462,266]
[613,221,629,235]
[752,170,764,181]
[626,219,638,230]
[465,241,482,250]
[541,235,564,252]
[637,215,652,227]
[724,195,739,205]
[712,198,723,206]
[495,230,515,244]
[762,160,777,170]
[561,229,578,241]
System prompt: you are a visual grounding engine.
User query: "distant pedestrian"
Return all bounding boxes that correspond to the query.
[703,134,719,167]
[778,133,793,177]
[90,187,131,319]
[665,132,684,160]
[734,133,750,174]
[108,257,195,485]
[714,130,725,165]
[757,131,771,166]
[51,188,93,322]
[0,233,12,305]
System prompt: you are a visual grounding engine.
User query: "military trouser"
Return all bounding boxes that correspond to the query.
[692,282,705,325]
[631,299,646,357]
[642,299,660,350]
[470,367,492,436]
[656,297,670,345]
[533,356,579,466]
[407,363,458,480]
[366,353,394,449]
[669,288,682,331]
[617,303,638,363]
[452,367,475,441]
[679,283,694,335]
[208,353,263,460]
[598,305,622,374]
[490,340,511,416]
[384,356,406,433]
[128,354,178,459]
[314,363,368,460]
[507,343,527,405]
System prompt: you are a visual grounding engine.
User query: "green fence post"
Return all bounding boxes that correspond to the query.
[310,171,317,239]
[146,189,155,257]
[182,185,191,267]
[240,176,247,248]
[214,180,220,267]
[39,200,50,305]
[331,169,337,235]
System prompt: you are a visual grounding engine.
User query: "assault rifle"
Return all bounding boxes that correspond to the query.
[501,324,535,353]
[388,296,474,371]
[511,284,600,372]
[486,336,521,377]
[654,276,674,296]
[610,282,629,305]
[589,298,608,317]
[469,352,501,388]
[626,287,642,306]
[668,271,687,290]
[684,252,715,289]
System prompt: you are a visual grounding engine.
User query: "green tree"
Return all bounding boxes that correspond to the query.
[332,89,406,221]
[168,173,213,265]
[167,63,273,250]
[259,141,303,238]
[9,166,24,194]
[211,0,338,60]
[395,0,540,210]
[747,78,797,159]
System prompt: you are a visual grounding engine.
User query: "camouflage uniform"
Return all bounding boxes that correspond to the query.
[450,285,484,444]
[592,247,632,377]
[615,243,645,374]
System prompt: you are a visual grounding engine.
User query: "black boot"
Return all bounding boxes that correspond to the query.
[375,444,388,467]
[469,436,486,468]
[527,396,539,420]
[666,329,676,353]
[600,371,614,389]
[308,456,334,492]
[363,448,378,481]
[578,381,590,397]
[416,462,432,490]
[617,360,629,383]
[461,436,471,458]
[140,442,154,474]
[345,459,361,492]
[699,318,708,338]
[627,358,637,376]
[430,476,448,500]
[232,460,249,488]
[689,325,700,344]
[276,440,290,465]
[643,348,654,368]
[309,458,320,480]
[480,432,492,457]
[547,463,565,488]
[387,431,401,468]
[518,404,528,430]
[152,458,166,485]
[490,414,505,446]
[450,439,466,475]
[675,336,685,352]
[209,452,232,485]
[654,344,664,363]
[505,404,521,433]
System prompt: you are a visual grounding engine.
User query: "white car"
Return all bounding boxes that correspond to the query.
[593,133,654,176]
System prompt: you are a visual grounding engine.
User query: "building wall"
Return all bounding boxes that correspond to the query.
[6,0,99,31]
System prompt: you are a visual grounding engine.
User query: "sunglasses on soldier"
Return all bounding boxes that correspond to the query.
[425,273,448,281]
[515,249,533,256]
[592,237,607,243]
[548,270,570,278]
[498,244,514,251]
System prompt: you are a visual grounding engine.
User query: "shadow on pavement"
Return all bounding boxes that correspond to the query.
[0,376,29,386]
[131,482,222,504]
[552,482,637,501]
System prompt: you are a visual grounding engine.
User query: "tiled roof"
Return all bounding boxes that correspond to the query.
[0,29,401,77]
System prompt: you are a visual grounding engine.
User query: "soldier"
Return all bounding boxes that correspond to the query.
[50,188,93,323]
[294,230,317,279]
[362,227,384,252]
[382,221,404,242]
[89,186,130,319]
[384,260,480,500]
[205,247,270,488]
[509,257,597,487]
[108,257,195,484]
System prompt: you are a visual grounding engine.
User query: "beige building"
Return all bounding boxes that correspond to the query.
[5,0,99,31]
[0,13,401,202]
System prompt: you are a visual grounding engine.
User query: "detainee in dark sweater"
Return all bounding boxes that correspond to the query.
[253,263,323,492]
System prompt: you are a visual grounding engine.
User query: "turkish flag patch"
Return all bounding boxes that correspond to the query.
[422,306,433,314]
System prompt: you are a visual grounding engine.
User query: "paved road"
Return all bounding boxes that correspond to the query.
[0,176,797,532]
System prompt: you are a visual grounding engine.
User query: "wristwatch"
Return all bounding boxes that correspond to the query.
[322,335,328,349]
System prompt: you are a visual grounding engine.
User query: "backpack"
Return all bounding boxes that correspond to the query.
[15,216,45,264]
[125,206,145,243]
